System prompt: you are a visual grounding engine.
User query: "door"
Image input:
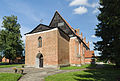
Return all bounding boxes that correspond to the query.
[39,55,43,67]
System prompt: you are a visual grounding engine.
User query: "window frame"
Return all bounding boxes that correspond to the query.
[38,37,42,48]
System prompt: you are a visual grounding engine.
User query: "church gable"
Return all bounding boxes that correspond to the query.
[49,11,89,50]
[25,24,53,34]
[25,11,89,50]
[49,11,75,37]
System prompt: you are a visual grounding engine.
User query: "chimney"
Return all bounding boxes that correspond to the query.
[81,32,83,39]
[83,37,86,43]
[75,28,80,34]
[87,41,89,47]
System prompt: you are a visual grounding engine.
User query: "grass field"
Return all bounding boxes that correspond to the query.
[0,64,24,68]
[45,64,120,81]
[0,73,22,81]
[60,64,96,70]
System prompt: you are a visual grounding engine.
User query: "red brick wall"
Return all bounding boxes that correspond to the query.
[25,28,58,67]
[80,43,85,64]
[85,58,92,63]
[69,37,81,66]
[58,31,69,66]
[25,28,93,68]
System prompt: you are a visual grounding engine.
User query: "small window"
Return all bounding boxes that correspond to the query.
[38,37,42,47]
[58,22,64,26]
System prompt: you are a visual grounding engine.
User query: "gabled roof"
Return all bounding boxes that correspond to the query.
[25,24,54,35]
[49,11,89,50]
[49,11,74,32]
[49,11,75,36]
[25,11,89,50]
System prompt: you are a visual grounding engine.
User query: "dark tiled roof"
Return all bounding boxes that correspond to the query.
[25,11,89,50]
[25,23,69,41]
[49,11,89,50]
[49,11,74,36]
[25,24,55,35]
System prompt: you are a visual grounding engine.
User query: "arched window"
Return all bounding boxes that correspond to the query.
[38,37,42,47]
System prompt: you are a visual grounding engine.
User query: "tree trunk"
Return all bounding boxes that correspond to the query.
[9,59,12,64]
[9,59,11,64]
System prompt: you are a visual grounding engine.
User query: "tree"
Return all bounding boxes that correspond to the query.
[94,0,120,67]
[0,15,23,63]
[0,54,2,62]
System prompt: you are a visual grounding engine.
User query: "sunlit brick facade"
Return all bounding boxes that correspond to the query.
[25,11,95,68]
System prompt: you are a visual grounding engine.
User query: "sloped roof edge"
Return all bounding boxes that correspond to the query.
[49,11,89,50]
[24,24,53,35]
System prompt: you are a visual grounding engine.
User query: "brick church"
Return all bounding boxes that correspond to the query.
[25,11,95,68]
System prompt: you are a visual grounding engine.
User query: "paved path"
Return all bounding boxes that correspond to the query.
[0,67,88,81]
[0,63,106,81]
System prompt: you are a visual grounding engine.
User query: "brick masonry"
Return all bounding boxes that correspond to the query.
[25,11,95,68]
[25,28,95,68]
[25,28,58,68]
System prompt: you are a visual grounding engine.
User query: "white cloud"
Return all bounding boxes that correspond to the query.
[88,3,99,8]
[92,8,99,14]
[69,0,99,15]
[89,41,92,44]
[73,6,88,14]
[91,35,96,38]
[69,0,88,6]
[69,0,98,8]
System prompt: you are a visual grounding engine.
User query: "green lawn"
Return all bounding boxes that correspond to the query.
[0,73,22,81]
[45,64,120,81]
[60,64,96,70]
[0,64,24,68]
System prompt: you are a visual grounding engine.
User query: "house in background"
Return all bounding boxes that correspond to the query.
[0,49,25,63]
[25,11,95,68]
[2,57,9,63]
[85,50,95,64]
[1,56,25,63]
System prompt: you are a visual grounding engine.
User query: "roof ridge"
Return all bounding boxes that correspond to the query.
[52,11,89,49]
[55,11,75,32]
[55,11,82,38]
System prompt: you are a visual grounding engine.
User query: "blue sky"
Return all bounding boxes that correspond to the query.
[0,0,100,55]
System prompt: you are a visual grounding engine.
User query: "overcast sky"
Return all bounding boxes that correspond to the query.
[0,0,100,55]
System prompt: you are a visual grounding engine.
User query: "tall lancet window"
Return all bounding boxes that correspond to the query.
[38,37,42,47]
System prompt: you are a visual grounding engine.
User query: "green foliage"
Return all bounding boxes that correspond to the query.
[0,73,22,81]
[94,0,120,67]
[0,15,23,63]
